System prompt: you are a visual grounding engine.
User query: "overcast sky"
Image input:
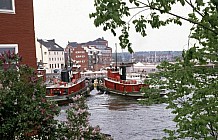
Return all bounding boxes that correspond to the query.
[33,0,192,52]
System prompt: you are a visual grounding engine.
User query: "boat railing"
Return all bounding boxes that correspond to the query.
[107,77,144,85]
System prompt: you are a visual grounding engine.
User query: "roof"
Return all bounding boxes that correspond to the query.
[67,37,108,47]
[37,39,64,51]
[67,42,79,47]
[134,62,145,67]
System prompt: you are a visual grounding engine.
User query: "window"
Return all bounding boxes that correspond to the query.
[0,0,15,14]
[0,44,18,54]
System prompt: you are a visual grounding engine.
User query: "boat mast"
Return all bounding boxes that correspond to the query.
[115,43,118,71]
[155,51,156,63]
[69,48,72,67]
[40,41,44,67]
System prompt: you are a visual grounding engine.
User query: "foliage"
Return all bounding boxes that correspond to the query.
[56,95,110,140]
[0,51,109,139]
[138,87,167,106]
[0,51,60,139]
[91,0,218,139]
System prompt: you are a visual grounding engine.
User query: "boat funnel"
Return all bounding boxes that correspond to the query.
[61,70,70,82]
[120,65,126,80]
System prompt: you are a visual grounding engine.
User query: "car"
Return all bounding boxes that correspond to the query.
[53,69,62,73]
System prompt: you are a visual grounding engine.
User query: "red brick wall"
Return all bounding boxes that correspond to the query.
[71,46,89,71]
[0,0,37,68]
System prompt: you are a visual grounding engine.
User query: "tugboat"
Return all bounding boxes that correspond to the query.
[45,65,88,104]
[100,64,149,97]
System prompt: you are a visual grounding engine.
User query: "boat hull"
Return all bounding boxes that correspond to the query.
[46,86,91,105]
[45,78,93,105]
[98,84,146,98]
[102,78,148,97]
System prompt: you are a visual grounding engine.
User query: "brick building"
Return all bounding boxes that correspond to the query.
[65,45,89,71]
[0,0,37,68]
[66,38,112,71]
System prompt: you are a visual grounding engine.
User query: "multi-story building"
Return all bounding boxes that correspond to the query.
[0,0,37,68]
[36,39,65,73]
[66,38,112,71]
[66,45,89,70]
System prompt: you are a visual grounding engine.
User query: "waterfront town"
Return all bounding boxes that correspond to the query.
[35,38,182,73]
[0,1,217,140]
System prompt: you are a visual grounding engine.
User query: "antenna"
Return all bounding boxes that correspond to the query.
[131,52,134,63]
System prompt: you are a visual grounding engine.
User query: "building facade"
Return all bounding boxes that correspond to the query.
[36,39,65,73]
[65,45,89,71]
[66,38,112,71]
[0,0,37,68]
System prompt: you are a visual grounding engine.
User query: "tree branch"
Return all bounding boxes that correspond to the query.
[186,0,218,31]
[185,0,204,17]
[135,0,218,35]
[206,110,217,139]
[128,8,150,24]
[129,6,147,9]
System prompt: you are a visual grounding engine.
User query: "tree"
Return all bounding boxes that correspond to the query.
[90,0,218,139]
[56,95,110,140]
[0,51,60,139]
[0,51,110,139]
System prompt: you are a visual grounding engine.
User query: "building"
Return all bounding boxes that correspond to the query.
[36,39,65,73]
[66,38,112,71]
[67,45,89,70]
[0,0,37,68]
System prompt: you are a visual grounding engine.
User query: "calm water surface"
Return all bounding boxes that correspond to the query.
[58,90,176,140]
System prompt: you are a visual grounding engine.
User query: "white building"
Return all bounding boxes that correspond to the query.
[125,62,158,73]
[35,39,65,73]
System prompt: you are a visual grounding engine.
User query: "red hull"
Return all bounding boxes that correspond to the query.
[104,69,148,95]
[46,79,86,96]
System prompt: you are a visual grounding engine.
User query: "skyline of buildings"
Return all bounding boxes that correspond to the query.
[36,38,113,73]
[35,37,183,73]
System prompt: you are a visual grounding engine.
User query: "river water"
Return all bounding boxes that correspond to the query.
[57,90,176,140]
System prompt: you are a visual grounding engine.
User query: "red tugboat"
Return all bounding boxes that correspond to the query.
[45,65,88,104]
[103,64,149,97]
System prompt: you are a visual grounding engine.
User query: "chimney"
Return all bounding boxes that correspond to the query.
[48,39,55,43]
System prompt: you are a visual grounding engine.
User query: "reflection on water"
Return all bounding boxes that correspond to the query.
[55,105,70,122]
[56,90,175,140]
[87,92,175,140]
